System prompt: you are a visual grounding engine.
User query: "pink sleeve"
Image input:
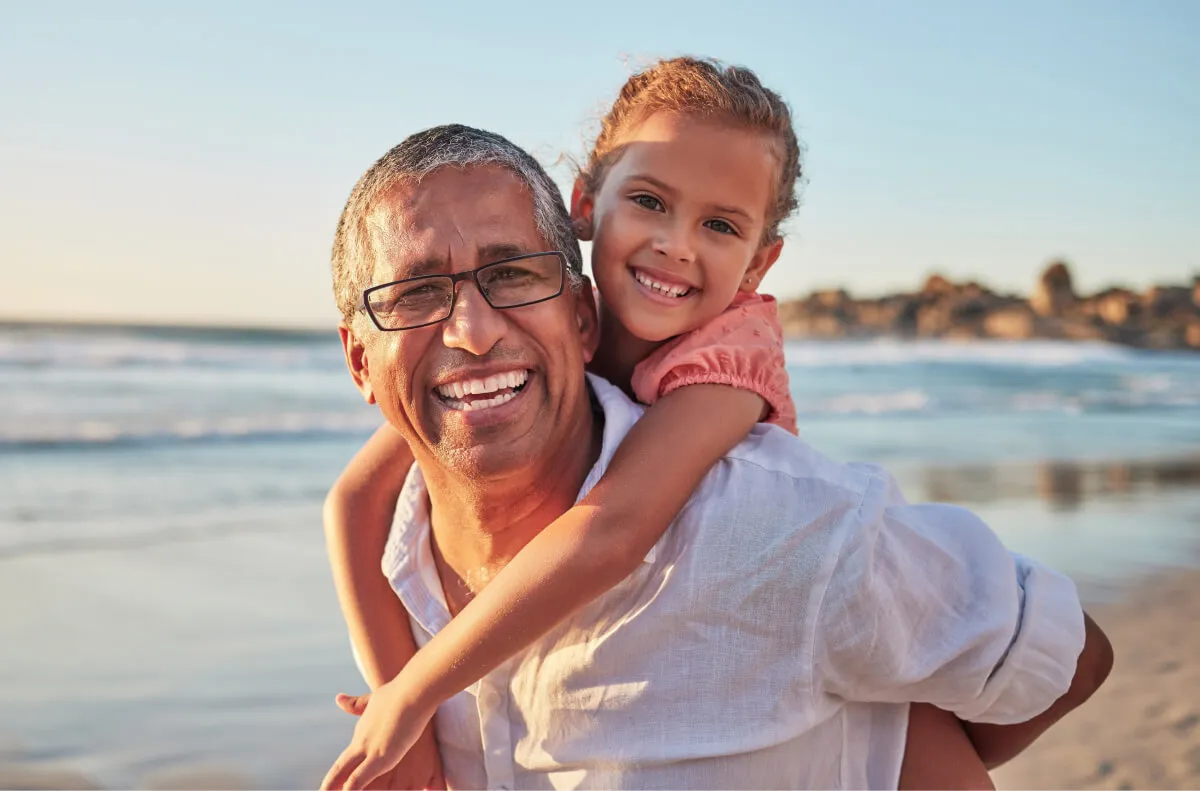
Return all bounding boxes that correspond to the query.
[631,292,798,435]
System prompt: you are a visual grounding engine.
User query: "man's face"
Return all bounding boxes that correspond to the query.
[340,165,598,480]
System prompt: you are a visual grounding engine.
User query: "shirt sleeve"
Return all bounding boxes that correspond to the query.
[812,465,1086,725]
[630,292,798,434]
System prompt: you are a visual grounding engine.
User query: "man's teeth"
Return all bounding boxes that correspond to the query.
[435,369,528,406]
[441,390,520,412]
[634,270,691,297]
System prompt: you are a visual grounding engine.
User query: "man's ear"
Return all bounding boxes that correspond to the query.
[739,238,784,293]
[570,178,595,242]
[338,321,376,404]
[573,275,600,364]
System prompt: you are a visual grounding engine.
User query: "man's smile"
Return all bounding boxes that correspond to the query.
[434,367,531,413]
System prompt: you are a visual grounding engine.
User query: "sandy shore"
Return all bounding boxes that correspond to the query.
[994,568,1200,790]
[3,569,1197,790]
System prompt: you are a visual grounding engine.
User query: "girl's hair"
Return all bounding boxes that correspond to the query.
[579,56,804,244]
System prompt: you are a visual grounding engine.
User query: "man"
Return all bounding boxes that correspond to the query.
[325,125,1111,789]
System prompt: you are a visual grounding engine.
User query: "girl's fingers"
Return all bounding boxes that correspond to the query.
[336,692,370,716]
[345,756,388,791]
[320,750,362,791]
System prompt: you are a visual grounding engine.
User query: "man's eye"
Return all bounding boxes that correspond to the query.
[488,266,529,281]
[705,218,738,236]
[631,194,664,211]
[399,284,442,298]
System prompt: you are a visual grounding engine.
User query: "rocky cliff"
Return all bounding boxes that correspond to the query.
[777,261,1200,350]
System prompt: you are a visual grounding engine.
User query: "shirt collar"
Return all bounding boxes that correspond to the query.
[384,374,657,638]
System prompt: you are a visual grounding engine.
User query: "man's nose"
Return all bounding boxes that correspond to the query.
[441,281,506,357]
[652,219,697,264]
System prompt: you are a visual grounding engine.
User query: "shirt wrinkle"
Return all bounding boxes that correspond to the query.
[371,374,1085,790]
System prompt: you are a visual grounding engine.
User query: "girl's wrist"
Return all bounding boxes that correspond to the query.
[393,654,450,715]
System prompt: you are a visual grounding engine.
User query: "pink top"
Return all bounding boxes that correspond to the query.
[631,292,798,435]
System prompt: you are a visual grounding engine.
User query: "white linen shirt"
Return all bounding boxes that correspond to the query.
[378,375,1085,790]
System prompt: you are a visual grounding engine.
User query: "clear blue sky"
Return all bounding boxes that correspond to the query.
[2,0,1197,328]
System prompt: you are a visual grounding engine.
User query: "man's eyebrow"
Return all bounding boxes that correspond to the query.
[628,173,754,221]
[394,256,447,279]
[479,242,533,261]
[389,244,535,281]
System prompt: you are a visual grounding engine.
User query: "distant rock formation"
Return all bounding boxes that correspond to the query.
[777,261,1200,350]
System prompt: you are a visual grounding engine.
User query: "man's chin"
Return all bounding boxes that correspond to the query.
[437,443,532,481]
[426,389,543,476]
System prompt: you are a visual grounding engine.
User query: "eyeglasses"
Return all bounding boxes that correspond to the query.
[359,251,568,331]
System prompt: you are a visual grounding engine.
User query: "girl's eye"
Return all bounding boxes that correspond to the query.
[631,194,664,212]
[705,218,738,236]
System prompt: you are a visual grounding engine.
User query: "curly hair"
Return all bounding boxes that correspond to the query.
[578,56,804,244]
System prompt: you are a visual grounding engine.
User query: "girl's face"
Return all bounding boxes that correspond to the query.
[573,111,784,342]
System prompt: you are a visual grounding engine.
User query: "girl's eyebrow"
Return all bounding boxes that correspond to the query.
[710,203,753,221]
[627,173,753,221]
[627,173,677,195]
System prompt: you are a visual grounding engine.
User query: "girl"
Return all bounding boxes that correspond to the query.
[323,57,996,790]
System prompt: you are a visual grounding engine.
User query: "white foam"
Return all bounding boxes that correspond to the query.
[804,389,931,416]
[0,330,341,371]
[785,339,1136,368]
[0,411,383,450]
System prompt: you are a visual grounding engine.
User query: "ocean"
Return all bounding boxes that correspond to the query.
[2,322,1199,788]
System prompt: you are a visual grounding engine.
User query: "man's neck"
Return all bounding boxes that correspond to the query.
[419,389,604,614]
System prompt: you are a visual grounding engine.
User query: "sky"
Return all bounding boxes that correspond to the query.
[1,0,1197,329]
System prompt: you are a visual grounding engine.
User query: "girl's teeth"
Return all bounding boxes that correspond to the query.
[635,271,690,297]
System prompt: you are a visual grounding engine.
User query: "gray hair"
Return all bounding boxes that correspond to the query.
[331,124,583,324]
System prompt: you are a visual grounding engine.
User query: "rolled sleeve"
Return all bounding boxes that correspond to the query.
[956,551,1086,723]
[813,466,1085,724]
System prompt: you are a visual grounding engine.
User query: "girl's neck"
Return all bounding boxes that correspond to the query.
[589,301,666,397]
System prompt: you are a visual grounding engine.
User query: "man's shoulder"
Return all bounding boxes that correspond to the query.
[588,372,885,510]
[723,424,877,496]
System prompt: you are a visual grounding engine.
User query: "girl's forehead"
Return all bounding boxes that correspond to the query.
[618,110,774,150]
[606,111,779,208]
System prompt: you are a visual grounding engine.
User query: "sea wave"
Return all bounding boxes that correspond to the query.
[0,411,382,452]
[796,385,1200,418]
[0,330,342,371]
[804,389,932,416]
[784,339,1141,368]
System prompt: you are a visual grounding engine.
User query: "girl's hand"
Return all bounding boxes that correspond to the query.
[334,693,445,790]
[321,684,440,790]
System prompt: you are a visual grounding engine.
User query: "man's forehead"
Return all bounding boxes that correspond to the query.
[368,166,544,275]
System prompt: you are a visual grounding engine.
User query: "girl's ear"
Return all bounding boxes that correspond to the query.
[570,178,595,241]
[739,238,784,293]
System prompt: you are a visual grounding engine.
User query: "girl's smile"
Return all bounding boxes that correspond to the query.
[630,264,698,303]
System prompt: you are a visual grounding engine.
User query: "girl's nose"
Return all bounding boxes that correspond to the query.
[652,223,696,264]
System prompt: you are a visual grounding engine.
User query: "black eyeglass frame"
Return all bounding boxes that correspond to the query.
[358,251,569,332]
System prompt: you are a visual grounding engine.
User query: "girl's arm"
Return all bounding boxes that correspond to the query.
[900,704,995,789]
[398,383,765,707]
[322,386,766,790]
[325,423,445,790]
[323,422,417,689]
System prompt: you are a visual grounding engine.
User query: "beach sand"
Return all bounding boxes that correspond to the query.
[994,569,1200,790]
[1,569,1197,790]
